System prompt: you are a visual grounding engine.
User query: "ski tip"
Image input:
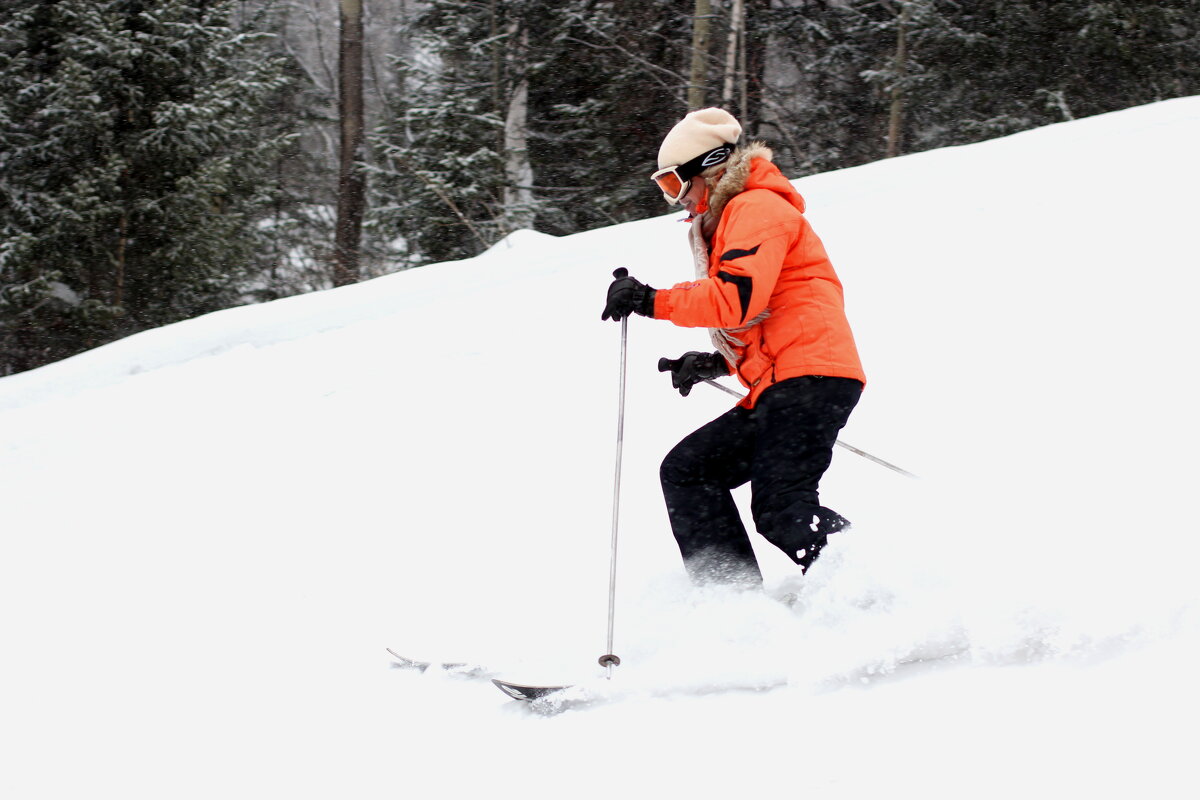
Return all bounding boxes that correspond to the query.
[491,678,571,702]
[386,648,431,672]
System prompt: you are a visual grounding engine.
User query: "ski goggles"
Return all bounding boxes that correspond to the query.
[650,166,691,204]
[650,144,734,204]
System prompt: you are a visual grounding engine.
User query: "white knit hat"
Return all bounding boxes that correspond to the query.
[657,108,743,169]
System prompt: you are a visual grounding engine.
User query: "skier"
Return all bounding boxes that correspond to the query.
[601,108,866,587]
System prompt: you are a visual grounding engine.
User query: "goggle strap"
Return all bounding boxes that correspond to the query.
[674,144,734,182]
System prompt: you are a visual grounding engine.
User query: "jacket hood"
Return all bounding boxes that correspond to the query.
[744,155,806,214]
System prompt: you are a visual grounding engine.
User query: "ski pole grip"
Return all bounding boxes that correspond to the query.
[657,357,673,372]
[613,267,628,279]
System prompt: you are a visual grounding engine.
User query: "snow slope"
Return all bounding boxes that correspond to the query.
[3,97,1199,799]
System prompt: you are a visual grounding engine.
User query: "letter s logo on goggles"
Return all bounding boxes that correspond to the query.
[650,145,733,205]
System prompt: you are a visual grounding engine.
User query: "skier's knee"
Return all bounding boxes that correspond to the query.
[659,447,693,489]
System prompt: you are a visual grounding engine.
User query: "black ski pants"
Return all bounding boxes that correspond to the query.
[660,375,862,585]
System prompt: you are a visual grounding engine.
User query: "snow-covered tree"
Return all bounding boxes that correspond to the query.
[529,0,689,233]
[0,0,291,373]
[370,0,540,266]
[372,0,689,267]
[757,0,1200,177]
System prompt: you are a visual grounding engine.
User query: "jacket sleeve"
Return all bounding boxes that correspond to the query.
[653,202,797,329]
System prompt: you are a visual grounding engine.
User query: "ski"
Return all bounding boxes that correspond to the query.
[386,648,494,679]
[388,649,573,703]
[491,678,572,702]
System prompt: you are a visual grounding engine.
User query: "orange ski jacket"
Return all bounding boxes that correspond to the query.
[652,155,865,408]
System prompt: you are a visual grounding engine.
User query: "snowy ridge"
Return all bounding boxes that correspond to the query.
[3,97,1199,798]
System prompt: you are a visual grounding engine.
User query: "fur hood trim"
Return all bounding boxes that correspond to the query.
[689,142,775,366]
[700,142,773,239]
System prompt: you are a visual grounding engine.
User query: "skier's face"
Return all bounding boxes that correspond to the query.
[680,178,709,215]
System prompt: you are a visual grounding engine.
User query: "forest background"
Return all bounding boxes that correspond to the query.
[2,0,1198,374]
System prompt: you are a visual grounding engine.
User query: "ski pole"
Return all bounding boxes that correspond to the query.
[702,378,919,479]
[599,270,629,679]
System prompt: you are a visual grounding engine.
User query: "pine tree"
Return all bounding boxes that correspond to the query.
[756,0,946,174]
[370,0,691,267]
[935,1,1200,133]
[370,0,512,266]
[232,0,345,301]
[756,0,1200,177]
[0,0,290,373]
[529,0,688,234]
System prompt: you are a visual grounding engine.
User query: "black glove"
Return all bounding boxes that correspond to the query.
[657,351,730,397]
[601,268,656,321]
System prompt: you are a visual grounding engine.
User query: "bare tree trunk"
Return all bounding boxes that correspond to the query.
[722,0,745,113]
[503,22,535,233]
[687,0,712,109]
[334,0,366,286]
[115,213,127,308]
[490,0,502,132]
[738,5,748,120]
[885,2,910,159]
[742,0,768,128]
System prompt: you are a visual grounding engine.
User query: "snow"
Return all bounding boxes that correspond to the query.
[3,96,1200,798]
